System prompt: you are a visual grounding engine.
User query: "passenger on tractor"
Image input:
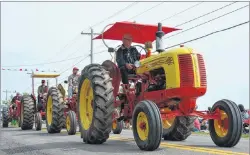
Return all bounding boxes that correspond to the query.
[116,34,141,84]
[68,67,79,98]
[37,80,48,111]
[11,92,22,110]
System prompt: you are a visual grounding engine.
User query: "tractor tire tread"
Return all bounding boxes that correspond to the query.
[2,107,8,128]
[46,87,64,133]
[78,64,114,144]
[164,116,196,141]
[21,95,35,130]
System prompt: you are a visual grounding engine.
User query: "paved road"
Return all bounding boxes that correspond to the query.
[0,125,249,155]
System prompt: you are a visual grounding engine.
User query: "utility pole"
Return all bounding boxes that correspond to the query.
[81,28,101,64]
[2,90,12,101]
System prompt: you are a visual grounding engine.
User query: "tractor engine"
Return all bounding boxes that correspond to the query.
[136,47,207,104]
[148,68,166,91]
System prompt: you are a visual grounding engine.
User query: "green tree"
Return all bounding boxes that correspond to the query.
[23,92,29,95]
[1,100,9,105]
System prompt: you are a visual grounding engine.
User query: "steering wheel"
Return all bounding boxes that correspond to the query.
[133,45,147,55]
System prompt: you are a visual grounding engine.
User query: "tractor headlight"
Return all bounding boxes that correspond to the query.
[134,61,141,68]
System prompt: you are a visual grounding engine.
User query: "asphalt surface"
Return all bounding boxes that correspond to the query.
[0,124,249,155]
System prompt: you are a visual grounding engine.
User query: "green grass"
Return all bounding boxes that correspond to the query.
[192,131,249,138]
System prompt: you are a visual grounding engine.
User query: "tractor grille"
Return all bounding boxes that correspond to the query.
[197,54,207,87]
[178,54,194,87]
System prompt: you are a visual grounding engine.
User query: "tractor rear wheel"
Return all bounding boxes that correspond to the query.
[132,100,162,151]
[2,107,9,128]
[35,112,42,131]
[163,116,195,141]
[209,99,242,147]
[78,64,114,144]
[20,95,35,130]
[61,115,66,129]
[66,110,77,135]
[46,87,64,133]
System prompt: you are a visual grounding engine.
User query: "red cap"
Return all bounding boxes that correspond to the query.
[73,67,79,71]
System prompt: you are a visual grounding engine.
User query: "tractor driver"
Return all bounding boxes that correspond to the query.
[116,34,141,84]
[68,67,79,98]
[37,80,47,111]
[11,92,22,110]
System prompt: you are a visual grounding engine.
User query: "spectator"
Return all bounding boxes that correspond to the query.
[200,119,208,130]
[193,118,201,132]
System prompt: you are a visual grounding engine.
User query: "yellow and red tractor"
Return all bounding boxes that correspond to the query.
[77,21,242,151]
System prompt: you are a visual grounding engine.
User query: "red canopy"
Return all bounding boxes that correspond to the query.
[94,21,180,44]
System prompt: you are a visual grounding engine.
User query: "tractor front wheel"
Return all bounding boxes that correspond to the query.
[2,107,9,128]
[112,109,123,134]
[35,112,42,131]
[132,100,162,151]
[66,110,77,135]
[209,99,242,147]
[112,120,123,134]
[78,64,114,144]
[46,87,64,133]
[20,95,35,130]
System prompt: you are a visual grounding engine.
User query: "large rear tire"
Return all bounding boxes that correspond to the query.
[2,107,8,128]
[66,110,77,135]
[163,116,195,141]
[132,100,162,151]
[46,87,64,133]
[209,99,242,147]
[78,64,114,144]
[20,95,35,130]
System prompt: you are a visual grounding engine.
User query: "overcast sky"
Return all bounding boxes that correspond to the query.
[1,1,249,110]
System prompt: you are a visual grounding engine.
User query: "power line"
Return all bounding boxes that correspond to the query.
[90,2,138,28]
[127,2,164,21]
[164,4,249,40]
[160,2,204,22]
[165,21,249,50]
[59,55,89,75]
[45,34,82,62]
[44,2,138,69]
[2,56,84,67]
[175,2,237,27]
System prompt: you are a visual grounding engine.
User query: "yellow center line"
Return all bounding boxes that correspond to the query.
[40,129,248,155]
[108,137,248,155]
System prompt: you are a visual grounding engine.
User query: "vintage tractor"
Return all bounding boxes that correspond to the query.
[19,72,63,131]
[77,21,243,151]
[57,81,78,135]
[2,99,21,127]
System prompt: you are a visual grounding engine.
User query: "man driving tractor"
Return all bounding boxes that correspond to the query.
[116,34,141,84]
[11,92,22,110]
[37,80,48,111]
[68,67,79,98]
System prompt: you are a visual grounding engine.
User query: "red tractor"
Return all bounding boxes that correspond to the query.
[2,99,21,127]
[57,82,78,135]
[77,21,243,151]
